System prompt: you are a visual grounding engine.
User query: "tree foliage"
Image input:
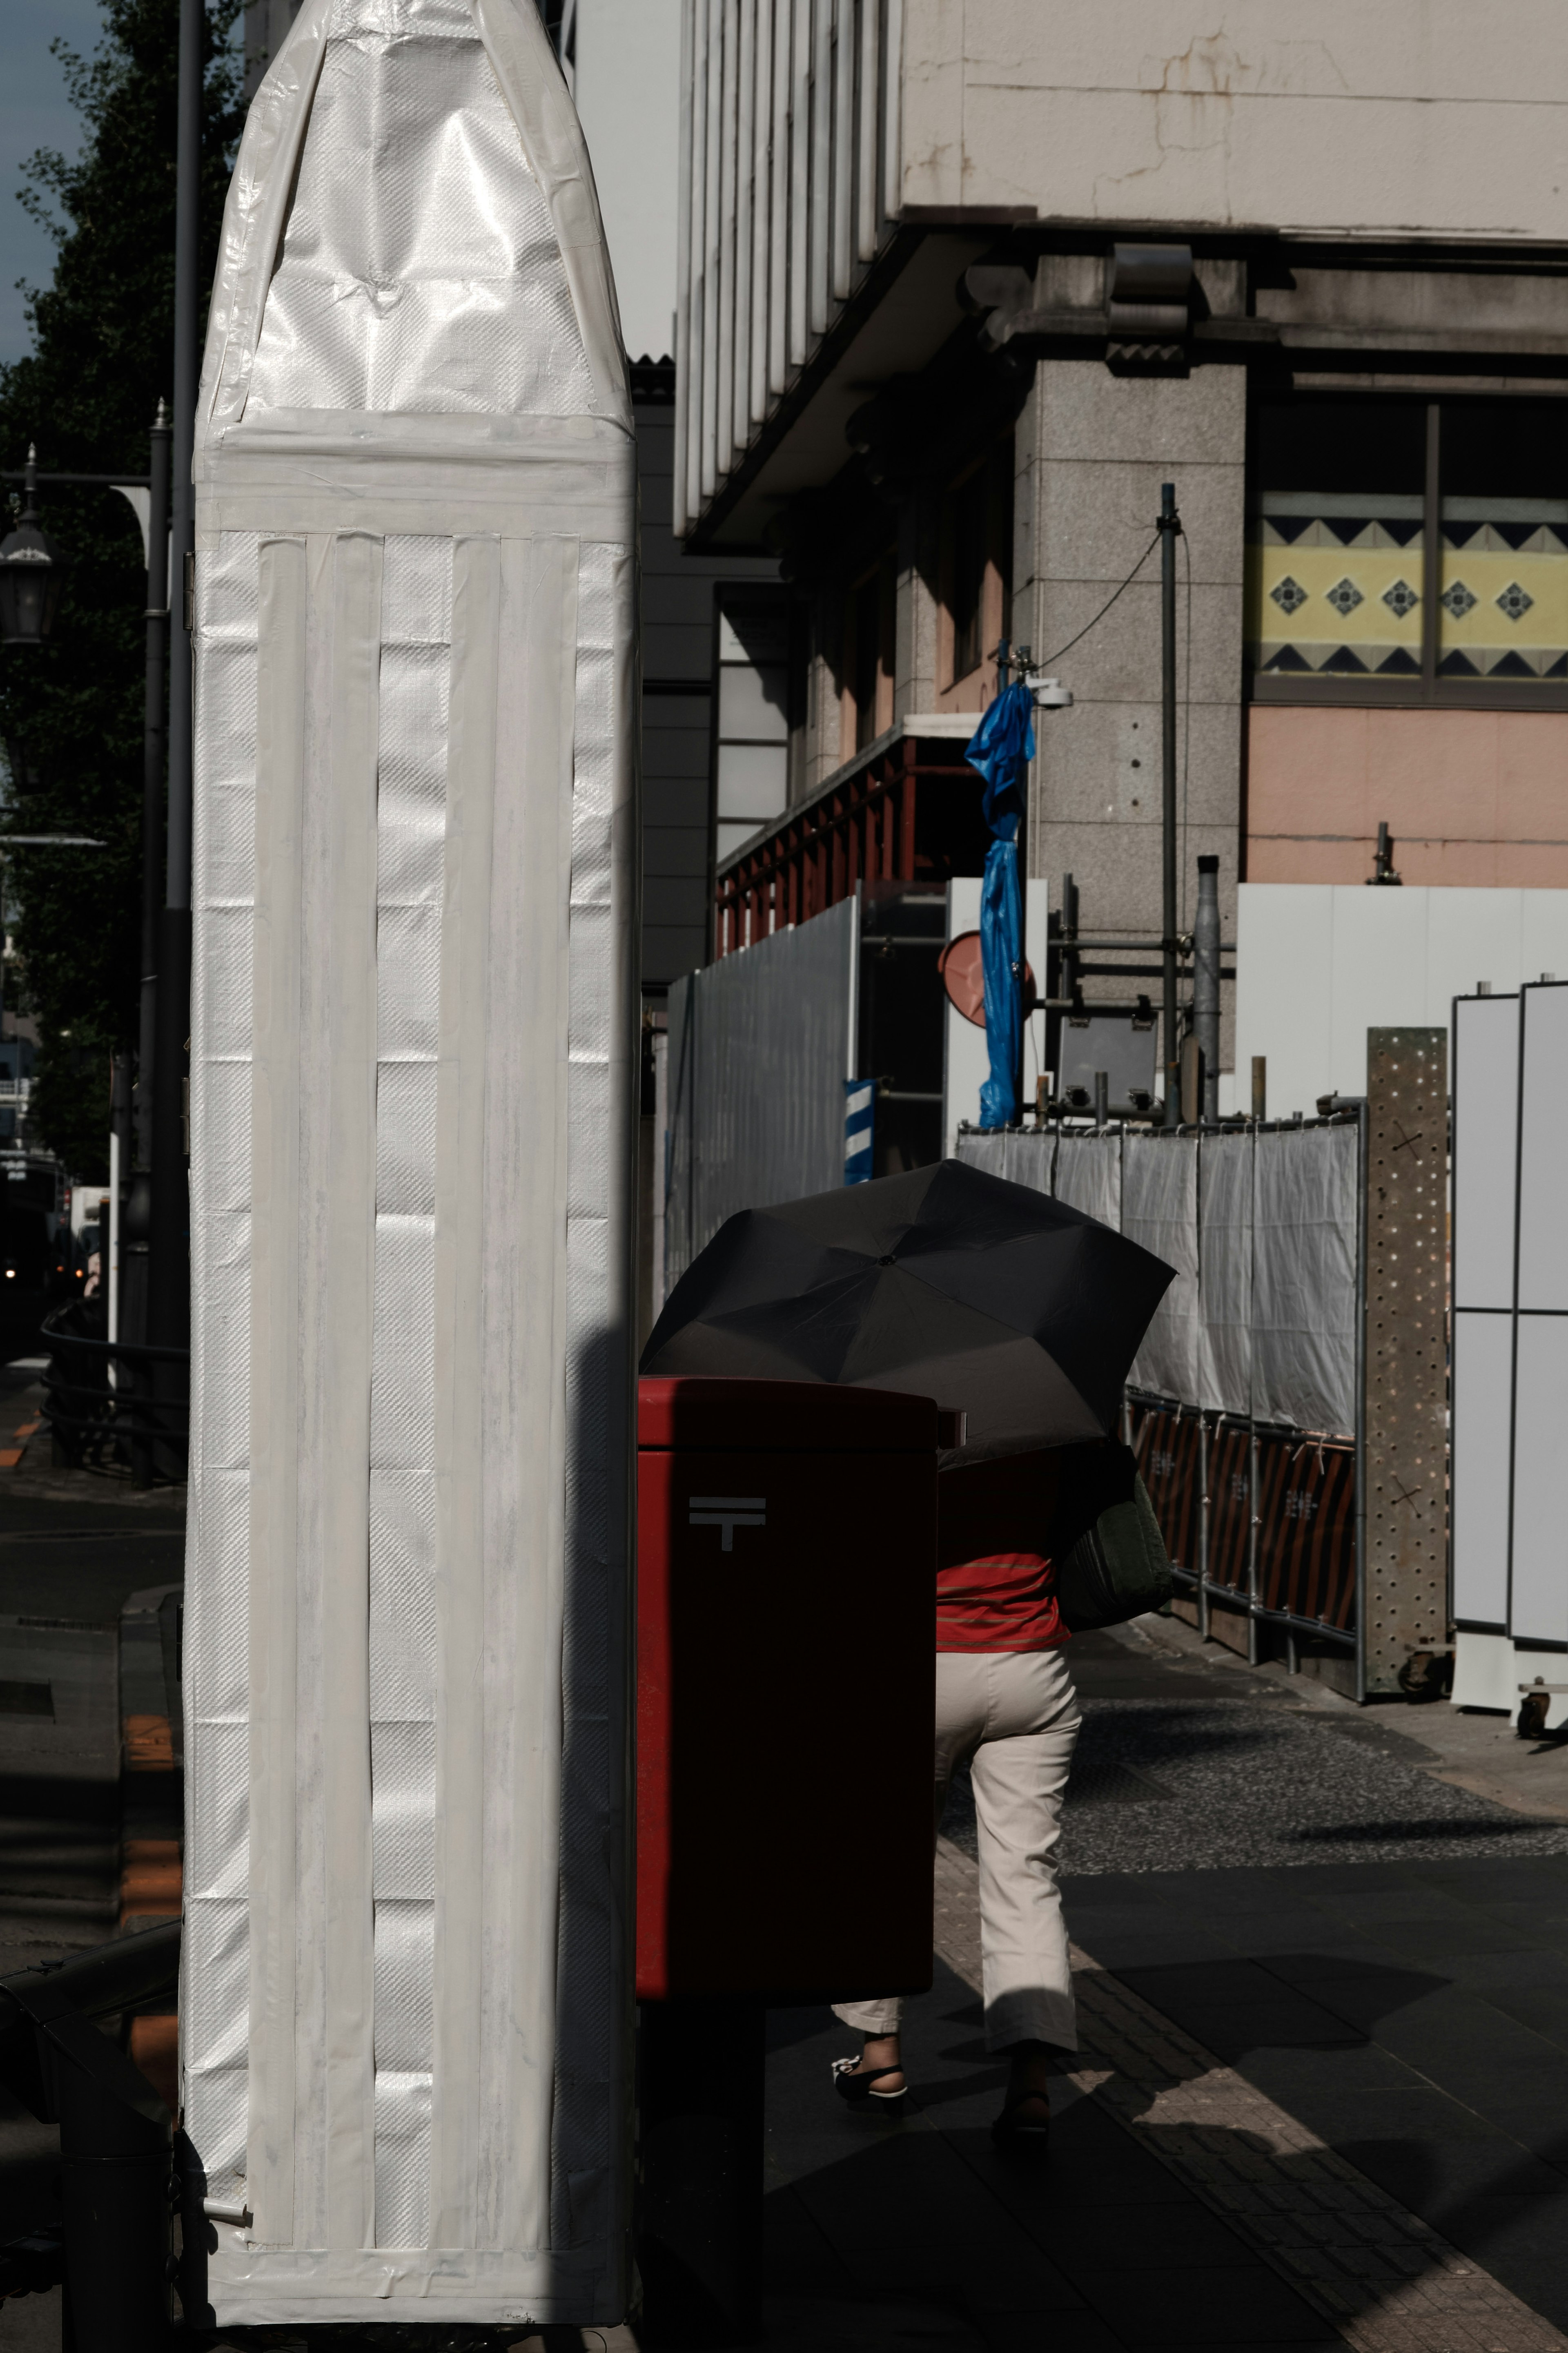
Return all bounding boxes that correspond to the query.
[0,0,241,1178]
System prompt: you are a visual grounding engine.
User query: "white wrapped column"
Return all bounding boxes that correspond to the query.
[182,0,637,2322]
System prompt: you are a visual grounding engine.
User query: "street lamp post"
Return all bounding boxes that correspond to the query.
[0,451,69,647]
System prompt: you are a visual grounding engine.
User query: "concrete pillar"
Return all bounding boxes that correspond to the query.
[1020,357,1247,1084]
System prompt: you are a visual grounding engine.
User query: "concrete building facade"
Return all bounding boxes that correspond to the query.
[675,2,1568,1105]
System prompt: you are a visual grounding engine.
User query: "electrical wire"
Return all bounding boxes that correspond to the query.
[1032,531,1162,672]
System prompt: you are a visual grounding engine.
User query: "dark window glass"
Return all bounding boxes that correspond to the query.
[1252,400,1426,499]
[1247,400,1427,681]
[1438,401,1568,682]
[1442,401,1568,502]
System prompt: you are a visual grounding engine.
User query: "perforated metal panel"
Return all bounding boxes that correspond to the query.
[1362,1029,1448,1691]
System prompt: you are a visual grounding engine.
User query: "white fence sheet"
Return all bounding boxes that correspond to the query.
[958,1124,1360,1438]
[1250,1127,1359,1437]
[1123,1135,1203,1405]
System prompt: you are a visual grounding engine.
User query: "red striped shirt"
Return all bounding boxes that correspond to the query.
[935,1450,1066,1653]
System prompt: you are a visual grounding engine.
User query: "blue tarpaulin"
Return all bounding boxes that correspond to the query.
[964,682,1034,1129]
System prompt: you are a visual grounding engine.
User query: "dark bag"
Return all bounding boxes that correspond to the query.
[1051,1440,1174,1633]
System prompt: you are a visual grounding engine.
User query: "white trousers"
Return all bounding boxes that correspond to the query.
[833,1647,1081,2053]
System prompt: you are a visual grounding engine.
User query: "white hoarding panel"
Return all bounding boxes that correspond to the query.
[943,876,987,1156]
[1236,884,1568,1120]
[1510,1314,1568,1648]
[1450,1311,1515,1630]
[1452,994,1519,1312]
[1516,983,1568,1314]
[184,0,636,2324]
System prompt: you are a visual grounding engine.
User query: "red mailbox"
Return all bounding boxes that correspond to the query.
[637,1376,937,2003]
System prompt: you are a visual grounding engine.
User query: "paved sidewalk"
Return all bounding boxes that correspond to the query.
[746,1623,1568,2353]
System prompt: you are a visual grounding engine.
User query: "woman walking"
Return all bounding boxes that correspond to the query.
[830,1445,1080,2142]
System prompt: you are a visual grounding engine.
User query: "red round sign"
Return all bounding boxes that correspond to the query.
[937,930,1038,1027]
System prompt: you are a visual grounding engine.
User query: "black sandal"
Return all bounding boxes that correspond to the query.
[990,2092,1051,2146]
[831,2056,906,2110]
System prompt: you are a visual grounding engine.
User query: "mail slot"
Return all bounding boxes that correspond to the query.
[637,1376,938,2002]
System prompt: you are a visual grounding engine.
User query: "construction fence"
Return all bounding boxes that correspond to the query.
[960,1037,1446,1700]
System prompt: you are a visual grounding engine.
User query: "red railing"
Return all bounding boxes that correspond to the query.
[713,730,987,956]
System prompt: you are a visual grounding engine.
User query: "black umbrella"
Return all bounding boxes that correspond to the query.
[641,1161,1174,1460]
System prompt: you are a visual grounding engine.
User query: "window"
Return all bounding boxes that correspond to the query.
[940,442,1013,703]
[1439,404,1568,685]
[712,589,791,867]
[1247,397,1568,704]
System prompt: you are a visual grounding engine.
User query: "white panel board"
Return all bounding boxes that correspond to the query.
[1322,888,1429,1109]
[1450,1310,1515,1629]
[1510,1313,1568,1647]
[1236,885,1568,1121]
[943,874,988,1156]
[1234,885,1334,1120]
[1517,982,1568,1314]
[1450,1630,1520,1713]
[1452,994,1520,1312]
[1022,875,1049,1113]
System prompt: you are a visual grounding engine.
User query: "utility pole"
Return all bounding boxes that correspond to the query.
[149,0,201,1392]
[1158,483,1182,1129]
[137,405,171,1171]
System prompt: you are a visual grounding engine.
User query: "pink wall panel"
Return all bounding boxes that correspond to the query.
[1246,705,1568,888]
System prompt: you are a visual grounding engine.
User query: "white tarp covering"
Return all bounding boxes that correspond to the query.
[1198,1131,1252,1414]
[957,1124,1359,1438]
[1049,1132,1122,1231]
[183,0,636,2324]
[1247,1128,1358,1436]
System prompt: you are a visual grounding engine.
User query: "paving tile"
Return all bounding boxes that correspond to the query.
[1374,1985,1568,2068]
[1371,1914,1565,1960]
[1068,2264,1335,2347]
[762,2183,858,2297]
[942,2114,1198,2208]
[1238,2042,1428,2100]
[969,2315,1131,2353]
[1338,2130,1568,2207]
[1270,1963,1452,2037]
[1025,2202,1285,2275]
[1434,2193,1568,2330]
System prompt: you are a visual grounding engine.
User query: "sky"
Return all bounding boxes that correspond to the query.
[0,0,103,370]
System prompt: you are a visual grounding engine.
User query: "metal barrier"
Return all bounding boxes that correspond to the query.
[960,1032,1448,1700]
[40,1300,188,1487]
[1127,1394,1358,1666]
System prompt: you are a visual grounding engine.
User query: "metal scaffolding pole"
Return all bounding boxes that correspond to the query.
[1158,483,1182,1129]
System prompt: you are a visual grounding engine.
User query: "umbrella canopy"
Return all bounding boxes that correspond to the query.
[642,1161,1174,1460]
